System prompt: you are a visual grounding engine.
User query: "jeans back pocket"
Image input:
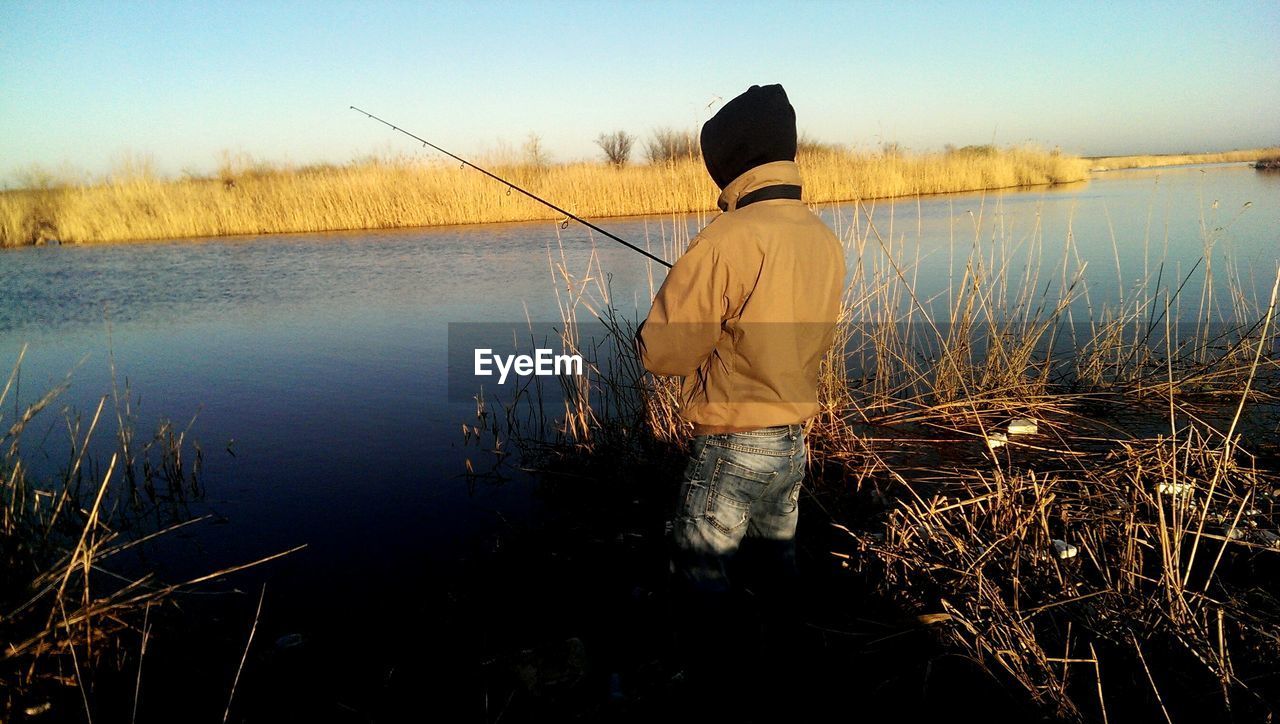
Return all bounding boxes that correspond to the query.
[705,458,777,535]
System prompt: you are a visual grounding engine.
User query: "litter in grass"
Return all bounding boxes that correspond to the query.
[1008,418,1039,435]
[1051,539,1079,559]
[1156,481,1194,496]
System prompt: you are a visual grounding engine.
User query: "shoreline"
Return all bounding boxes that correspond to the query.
[4,144,1275,249]
[1,146,1088,247]
[1086,146,1279,172]
[4,177,1092,250]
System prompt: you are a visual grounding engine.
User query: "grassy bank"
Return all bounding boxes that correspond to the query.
[480,198,1280,721]
[1087,147,1280,172]
[0,145,1087,246]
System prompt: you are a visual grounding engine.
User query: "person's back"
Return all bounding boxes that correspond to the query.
[638,90,844,437]
[636,84,845,713]
[639,157,843,434]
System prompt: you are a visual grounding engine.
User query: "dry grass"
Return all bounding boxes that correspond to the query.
[0,146,1087,246]
[0,348,303,718]
[479,194,1280,720]
[794,211,1277,717]
[801,144,1087,204]
[1087,147,1280,172]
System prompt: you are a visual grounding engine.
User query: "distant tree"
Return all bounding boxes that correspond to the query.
[645,127,699,165]
[523,133,550,169]
[595,131,634,167]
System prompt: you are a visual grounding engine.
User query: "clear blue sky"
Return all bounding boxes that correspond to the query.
[2,0,1278,182]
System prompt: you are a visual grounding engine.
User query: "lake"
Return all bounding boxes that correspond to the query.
[1,162,1277,718]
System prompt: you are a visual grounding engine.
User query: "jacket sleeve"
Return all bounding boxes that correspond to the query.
[636,237,733,376]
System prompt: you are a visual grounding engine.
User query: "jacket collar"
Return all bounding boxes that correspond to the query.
[716,160,803,212]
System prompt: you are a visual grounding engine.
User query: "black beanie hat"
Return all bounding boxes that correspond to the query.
[699,84,798,190]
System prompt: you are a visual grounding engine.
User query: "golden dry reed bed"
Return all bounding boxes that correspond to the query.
[1087,146,1280,172]
[0,146,1087,246]
[480,199,1280,720]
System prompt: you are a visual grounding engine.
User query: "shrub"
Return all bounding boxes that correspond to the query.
[595,131,634,167]
[644,128,699,165]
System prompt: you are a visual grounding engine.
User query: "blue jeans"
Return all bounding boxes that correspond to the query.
[670,423,807,596]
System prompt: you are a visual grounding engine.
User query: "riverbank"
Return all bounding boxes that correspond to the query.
[0,145,1087,246]
[1087,146,1280,172]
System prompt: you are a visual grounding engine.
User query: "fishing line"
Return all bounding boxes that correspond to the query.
[350,106,672,268]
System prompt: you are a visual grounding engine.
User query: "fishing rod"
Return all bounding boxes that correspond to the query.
[349,106,672,268]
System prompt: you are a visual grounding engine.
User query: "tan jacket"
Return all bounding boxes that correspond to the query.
[638,161,845,435]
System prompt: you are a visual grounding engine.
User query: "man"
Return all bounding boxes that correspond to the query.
[635,83,845,699]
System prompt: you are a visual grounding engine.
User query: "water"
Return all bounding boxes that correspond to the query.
[1,163,1277,717]
[830,163,1279,314]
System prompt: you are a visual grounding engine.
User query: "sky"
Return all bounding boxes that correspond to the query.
[1,0,1278,183]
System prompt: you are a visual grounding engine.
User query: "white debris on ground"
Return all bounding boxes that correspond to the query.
[1155,481,1195,496]
[1007,418,1039,435]
[1051,539,1079,559]
[987,432,1008,449]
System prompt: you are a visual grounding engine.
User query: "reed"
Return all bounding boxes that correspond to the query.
[0,145,1087,246]
[481,194,1280,720]
[0,349,302,719]
[1087,147,1280,172]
